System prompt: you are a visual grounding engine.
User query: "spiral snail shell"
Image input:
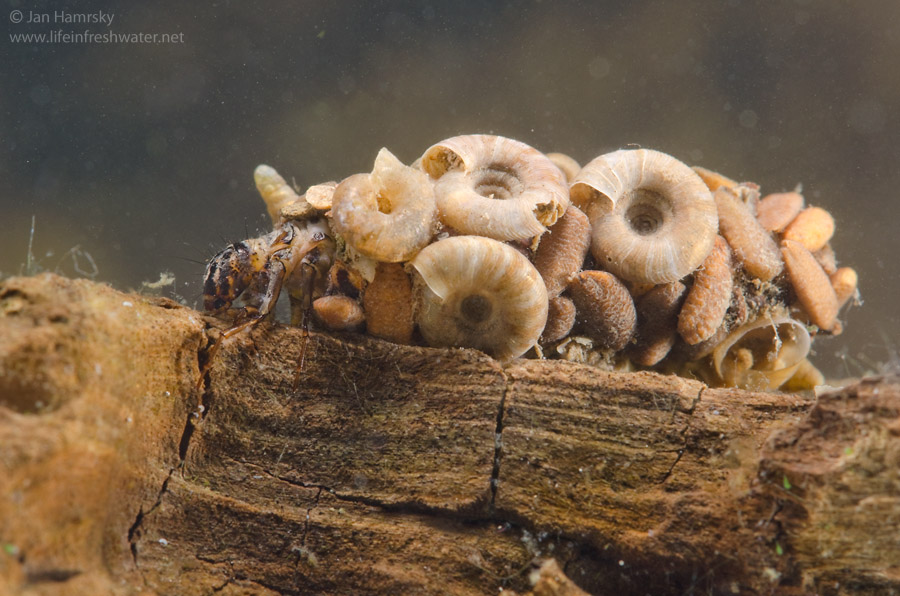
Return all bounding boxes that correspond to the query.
[331,148,437,263]
[570,149,718,285]
[711,312,811,390]
[408,236,548,361]
[420,135,569,242]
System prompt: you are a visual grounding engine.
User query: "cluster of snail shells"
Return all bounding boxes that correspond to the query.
[254,134,858,391]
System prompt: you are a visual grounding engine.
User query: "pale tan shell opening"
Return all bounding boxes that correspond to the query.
[330,148,437,263]
[420,135,569,242]
[408,235,549,361]
[711,313,811,390]
[571,149,718,285]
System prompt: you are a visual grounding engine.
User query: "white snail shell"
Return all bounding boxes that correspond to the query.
[420,135,569,242]
[408,236,548,361]
[571,149,718,284]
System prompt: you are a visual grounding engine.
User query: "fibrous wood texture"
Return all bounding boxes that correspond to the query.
[0,273,898,595]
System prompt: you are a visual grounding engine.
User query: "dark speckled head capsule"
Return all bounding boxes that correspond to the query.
[202,241,254,312]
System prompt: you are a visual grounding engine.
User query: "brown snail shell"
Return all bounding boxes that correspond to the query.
[331,148,437,263]
[420,135,569,242]
[571,149,718,284]
[408,236,548,361]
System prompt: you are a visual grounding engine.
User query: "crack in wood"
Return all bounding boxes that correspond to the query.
[489,369,510,512]
[658,386,705,484]
[126,469,174,568]
[128,326,217,571]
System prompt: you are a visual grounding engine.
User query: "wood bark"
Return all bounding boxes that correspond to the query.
[0,273,898,595]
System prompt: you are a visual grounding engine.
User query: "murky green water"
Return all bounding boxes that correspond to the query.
[2,1,898,377]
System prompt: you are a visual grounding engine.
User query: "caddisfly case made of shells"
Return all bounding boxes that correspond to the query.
[202,134,859,391]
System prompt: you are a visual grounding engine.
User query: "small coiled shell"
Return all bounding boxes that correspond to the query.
[408,236,548,361]
[331,148,437,262]
[420,135,569,241]
[712,312,811,390]
[571,149,718,284]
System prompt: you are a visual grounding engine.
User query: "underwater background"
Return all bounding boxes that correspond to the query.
[2,0,898,378]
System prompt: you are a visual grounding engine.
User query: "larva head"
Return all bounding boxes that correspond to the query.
[202,236,270,313]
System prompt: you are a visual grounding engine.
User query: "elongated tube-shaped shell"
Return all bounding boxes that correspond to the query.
[782,206,835,252]
[408,236,548,361]
[255,165,308,225]
[363,262,415,345]
[714,186,783,281]
[692,166,737,192]
[568,270,637,351]
[420,135,569,241]
[533,205,591,298]
[331,148,437,262]
[712,312,811,390]
[757,191,804,232]
[542,296,576,343]
[312,295,365,331]
[678,235,734,345]
[546,152,581,181]
[571,149,718,284]
[830,267,858,309]
[632,281,687,366]
[781,239,839,331]
[814,244,837,275]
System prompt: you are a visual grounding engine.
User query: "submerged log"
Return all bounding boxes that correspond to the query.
[0,273,897,595]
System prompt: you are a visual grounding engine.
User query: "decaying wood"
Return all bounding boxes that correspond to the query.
[0,273,898,595]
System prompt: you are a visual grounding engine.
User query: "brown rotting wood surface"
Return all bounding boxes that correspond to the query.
[1,273,897,595]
